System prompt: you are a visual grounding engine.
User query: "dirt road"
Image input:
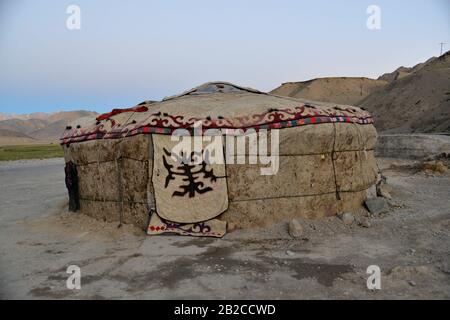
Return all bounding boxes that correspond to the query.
[0,158,449,299]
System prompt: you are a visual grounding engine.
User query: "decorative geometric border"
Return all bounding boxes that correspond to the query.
[147,211,226,238]
[60,104,374,145]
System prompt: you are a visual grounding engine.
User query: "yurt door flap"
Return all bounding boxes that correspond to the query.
[151,134,228,224]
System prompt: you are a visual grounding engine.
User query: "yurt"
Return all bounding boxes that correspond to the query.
[61,82,379,237]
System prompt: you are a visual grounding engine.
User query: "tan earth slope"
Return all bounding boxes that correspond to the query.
[0,128,38,145]
[378,57,437,83]
[0,110,98,143]
[359,52,450,133]
[270,77,387,105]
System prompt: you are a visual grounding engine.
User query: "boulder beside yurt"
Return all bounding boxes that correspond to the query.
[60,82,378,237]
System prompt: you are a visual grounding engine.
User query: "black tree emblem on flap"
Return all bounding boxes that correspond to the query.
[162,148,221,198]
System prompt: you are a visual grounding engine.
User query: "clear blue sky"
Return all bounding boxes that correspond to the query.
[0,0,449,114]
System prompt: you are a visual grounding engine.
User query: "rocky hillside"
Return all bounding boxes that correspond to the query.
[271,53,449,133]
[359,52,450,133]
[377,57,436,83]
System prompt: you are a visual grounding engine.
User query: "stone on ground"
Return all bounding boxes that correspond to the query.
[377,184,392,199]
[286,250,295,256]
[358,217,371,228]
[366,185,377,198]
[338,212,354,225]
[227,222,237,232]
[365,197,389,215]
[422,160,448,174]
[288,219,304,238]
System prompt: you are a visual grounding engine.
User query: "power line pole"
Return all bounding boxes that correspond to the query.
[439,42,446,56]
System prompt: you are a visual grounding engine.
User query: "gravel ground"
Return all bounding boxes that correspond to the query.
[0,157,449,299]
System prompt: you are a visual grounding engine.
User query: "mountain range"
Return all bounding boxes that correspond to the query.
[271,52,449,133]
[0,111,98,145]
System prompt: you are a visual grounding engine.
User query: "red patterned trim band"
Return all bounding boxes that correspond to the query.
[60,105,373,145]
